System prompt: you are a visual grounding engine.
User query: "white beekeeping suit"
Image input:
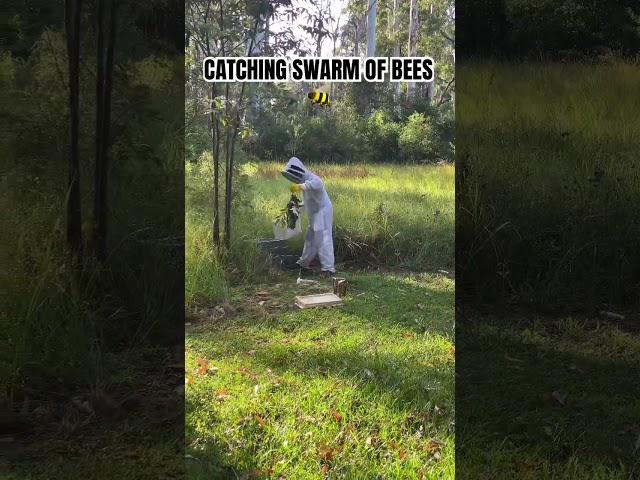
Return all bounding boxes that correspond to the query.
[282,157,335,273]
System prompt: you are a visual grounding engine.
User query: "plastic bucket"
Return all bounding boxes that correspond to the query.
[273,216,301,240]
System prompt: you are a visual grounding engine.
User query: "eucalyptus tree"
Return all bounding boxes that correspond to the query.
[340,0,454,107]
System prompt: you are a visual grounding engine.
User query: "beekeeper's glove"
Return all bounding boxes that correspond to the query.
[290,184,302,193]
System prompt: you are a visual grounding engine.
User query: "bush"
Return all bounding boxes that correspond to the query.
[399,113,440,162]
[244,116,290,161]
[365,110,401,163]
[293,102,368,163]
[234,83,454,165]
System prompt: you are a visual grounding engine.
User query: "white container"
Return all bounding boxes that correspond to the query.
[272,203,303,240]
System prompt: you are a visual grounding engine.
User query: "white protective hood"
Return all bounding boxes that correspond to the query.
[282,156,309,183]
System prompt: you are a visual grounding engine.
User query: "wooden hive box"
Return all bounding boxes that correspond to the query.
[295,293,343,309]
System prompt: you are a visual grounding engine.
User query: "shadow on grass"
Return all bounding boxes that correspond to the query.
[456,313,640,475]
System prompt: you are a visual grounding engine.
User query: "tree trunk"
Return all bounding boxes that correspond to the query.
[94,0,104,257]
[222,70,248,252]
[407,0,419,98]
[223,116,235,250]
[93,0,117,261]
[424,5,434,105]
[198,1,221,247]
[222,16,260,249]
[249,12,268,55]
[316,16,324,56]
[393,0,401,95]
[210,83,220,245]
[247,11,269,123]
[353,18,359,56]
[425,72,435,105]
[65,0,83,256]
[366,0,376,57]
[222,80,231,249]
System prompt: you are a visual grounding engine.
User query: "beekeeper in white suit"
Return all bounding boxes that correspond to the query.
[282,157,335,275]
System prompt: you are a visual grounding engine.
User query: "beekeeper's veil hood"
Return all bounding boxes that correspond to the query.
[282,157,307,183]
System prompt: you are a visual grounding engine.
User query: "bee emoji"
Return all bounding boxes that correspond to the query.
[307,91,330,107]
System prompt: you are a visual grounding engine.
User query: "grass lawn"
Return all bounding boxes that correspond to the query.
[457,312,640,479]
[185,271,455,479]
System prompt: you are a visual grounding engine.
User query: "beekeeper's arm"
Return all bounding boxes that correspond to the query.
[291,177,322,193]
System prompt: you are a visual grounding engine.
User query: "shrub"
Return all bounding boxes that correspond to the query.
[365,110,401,163]
[399,113,440,162]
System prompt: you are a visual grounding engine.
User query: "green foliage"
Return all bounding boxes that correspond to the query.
[186,126,210,164]
[399,112,439,162]
[185,221,227,306]
[457,0,640,58]
[298,113,358,163]
[235,86,454,165]
[365,110,401,163]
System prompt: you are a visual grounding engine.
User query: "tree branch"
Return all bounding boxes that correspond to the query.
[436,76,455,107]
[440,29,454,45]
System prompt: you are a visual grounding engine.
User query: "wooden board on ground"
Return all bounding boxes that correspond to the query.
[295,293,343,309]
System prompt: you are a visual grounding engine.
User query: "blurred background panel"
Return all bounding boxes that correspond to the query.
[456,0,640,478]
[1,1,185,478]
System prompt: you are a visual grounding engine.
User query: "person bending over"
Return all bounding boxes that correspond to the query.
[282,157,335,275]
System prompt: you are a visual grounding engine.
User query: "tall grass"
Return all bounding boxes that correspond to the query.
[1,179,97,403]
[1,126,184,406]
[185,160,454,305]
[1,174,183,405]
[457,62,640,307]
